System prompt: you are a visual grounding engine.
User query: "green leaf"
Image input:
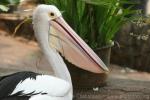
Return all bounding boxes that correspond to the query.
[43,0,138,48]
[0,5,9,11]
[8,0,20,5]
[0,0,20,5]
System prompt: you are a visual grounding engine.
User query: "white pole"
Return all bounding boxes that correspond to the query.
[146,0,150,15]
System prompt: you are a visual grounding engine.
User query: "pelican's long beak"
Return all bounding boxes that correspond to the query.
[49,17,109,73]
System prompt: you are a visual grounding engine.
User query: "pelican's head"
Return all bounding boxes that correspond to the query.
[33,5,61,23]
[33,5,109,73]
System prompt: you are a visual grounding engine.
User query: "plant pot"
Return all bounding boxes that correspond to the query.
[66,44,113,89]
[95,44,113,66]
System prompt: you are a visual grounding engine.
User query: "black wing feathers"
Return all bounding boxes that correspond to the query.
[1,96,30,100]
[0,71,40,98]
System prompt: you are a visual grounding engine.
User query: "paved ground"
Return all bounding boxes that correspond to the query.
[0,34,149,80]
[0,34,150,99]
[0,35,54,75]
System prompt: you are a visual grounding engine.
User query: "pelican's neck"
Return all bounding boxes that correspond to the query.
[42,43,72,84]
[33,21,72,85]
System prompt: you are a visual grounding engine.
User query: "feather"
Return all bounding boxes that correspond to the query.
[0,72,38,98]
[11,75,70,97]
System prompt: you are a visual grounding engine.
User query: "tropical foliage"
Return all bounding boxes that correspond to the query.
[11,0,137,48]
[43,0,137,48]
[43,0,138,48]
[0,0,20,12]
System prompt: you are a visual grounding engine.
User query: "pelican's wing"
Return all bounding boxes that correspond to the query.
[30,95,69,100]
[10,74,70,97]
[49,26,108,73]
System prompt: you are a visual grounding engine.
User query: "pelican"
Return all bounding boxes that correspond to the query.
[0,5,109,100]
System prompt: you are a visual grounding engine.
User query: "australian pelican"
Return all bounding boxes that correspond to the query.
[0,5,109,100]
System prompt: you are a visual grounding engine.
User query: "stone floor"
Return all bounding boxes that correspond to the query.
[0,35,150,100]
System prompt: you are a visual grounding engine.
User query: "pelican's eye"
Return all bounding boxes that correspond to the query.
[49,12,55,18]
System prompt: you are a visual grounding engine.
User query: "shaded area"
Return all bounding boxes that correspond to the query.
[111,22,150,72]
[74,78,150,100]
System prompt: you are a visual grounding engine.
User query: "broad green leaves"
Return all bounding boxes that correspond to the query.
[0,0,20,5]
[0,0,20,12]
[0,5,9,11]
[44,0,136,48]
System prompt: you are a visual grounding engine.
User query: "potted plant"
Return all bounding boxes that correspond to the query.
[40,0,136,88]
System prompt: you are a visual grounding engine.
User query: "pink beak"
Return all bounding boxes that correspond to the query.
[49,17,109,73]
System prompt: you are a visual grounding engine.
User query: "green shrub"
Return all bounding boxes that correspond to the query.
[0,0,20,12]
[44,0,137,48]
